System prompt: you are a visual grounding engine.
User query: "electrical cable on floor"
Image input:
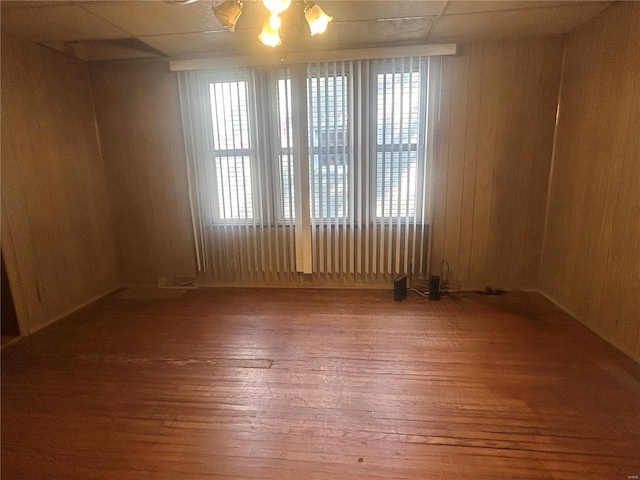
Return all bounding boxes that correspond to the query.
[440,259,450,289]
[442,290,464,306]
[407,259,507,305]
[409,288,429,298]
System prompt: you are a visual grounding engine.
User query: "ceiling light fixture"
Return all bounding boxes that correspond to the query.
[213,0,243,32]
[212,0,332,48]
[303,2,332,36]
[258,15,282,47]
[262,0,291,16]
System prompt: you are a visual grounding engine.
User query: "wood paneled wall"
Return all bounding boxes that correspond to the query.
[89,60,197,285]
[430,37,563,290]
[1,33,119,334]
[540,2,640,362]
[89,40,562,290]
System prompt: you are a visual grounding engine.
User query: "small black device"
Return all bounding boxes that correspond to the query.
[429,275,441,301]
[394,275,407,301]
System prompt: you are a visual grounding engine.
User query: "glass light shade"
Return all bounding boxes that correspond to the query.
[213,1,243,32]
[258,17,282,47]
[305,3,332,36]
[262,0,291,15]
[269,14,281,29]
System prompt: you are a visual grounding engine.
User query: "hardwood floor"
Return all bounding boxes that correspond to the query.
[2,288,639,479]
[0,335,19,348]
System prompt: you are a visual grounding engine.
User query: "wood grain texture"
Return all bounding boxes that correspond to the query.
[540,1,640,363]
[2,288,639,479]
[89,59,197,286]
[0,32,119,334]
[430,37,563,291]
[88,41,562,290]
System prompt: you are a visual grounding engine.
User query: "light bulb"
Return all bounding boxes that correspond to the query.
[262,0,291,15]
[258,16,282,47]
[305,3,332,36]
[269,14,281,29]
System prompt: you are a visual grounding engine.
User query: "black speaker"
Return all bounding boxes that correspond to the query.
[394,275,407,301]
[429,275,441,301]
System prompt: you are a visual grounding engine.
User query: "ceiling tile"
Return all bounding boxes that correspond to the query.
[430,2,612,42]
[1,1,72,10]
[0,0,616,60]
[42,39,162,62]
[140,31,245,58]
[443,1,598,15]
[291,17,436,51]
[80,1,221,37]
[327,1,446,22]
[0,4,130,42]
[140,15,436,59]
[80,1,441,38]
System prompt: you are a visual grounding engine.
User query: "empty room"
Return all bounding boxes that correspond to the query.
[1,0,639,478]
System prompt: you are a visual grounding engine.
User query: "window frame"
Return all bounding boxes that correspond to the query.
[203,70,261,225]
[273,72,296,224]
[370,58,429,224]
[201,58,430,227]
[307,63,352,221]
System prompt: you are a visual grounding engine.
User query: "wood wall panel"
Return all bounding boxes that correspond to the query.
[88,40,562,290]
[430,37,563,290]
[89,60,197,285]
[540,2,640,362]
[1,33,119,334]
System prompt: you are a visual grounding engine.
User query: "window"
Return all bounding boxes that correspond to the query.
[277,77,295,220]
[374,61,425,219]
[307,66,349,219]
[202,58,428,226]
[180,56,434,279]
[209,80,254,221]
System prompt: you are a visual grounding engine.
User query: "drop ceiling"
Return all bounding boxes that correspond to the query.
[0,0,614,61]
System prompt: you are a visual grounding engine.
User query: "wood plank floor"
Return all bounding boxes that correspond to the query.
[2,288,639,479]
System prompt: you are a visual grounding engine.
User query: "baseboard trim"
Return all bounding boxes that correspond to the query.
[538,290,639,364]
[195,281,391,290]
[27,284,121,336]
[116,282,393,290]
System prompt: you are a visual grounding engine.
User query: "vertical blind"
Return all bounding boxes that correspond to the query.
[179,57,434,285]
[209,80,253,220]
